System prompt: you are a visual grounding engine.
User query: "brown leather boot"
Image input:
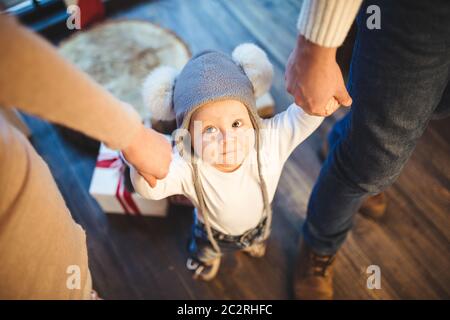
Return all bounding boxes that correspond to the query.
[359,192,388,220]
[242,242,266,258]
[320,138,388,220]
[294,239,336,300]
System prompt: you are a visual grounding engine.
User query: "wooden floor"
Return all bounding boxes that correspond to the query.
[25,0,449,299]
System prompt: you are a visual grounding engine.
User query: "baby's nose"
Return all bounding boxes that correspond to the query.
[218,130,236,147]
[220,129,237,141]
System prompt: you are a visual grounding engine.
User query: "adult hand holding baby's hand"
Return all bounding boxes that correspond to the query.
[285,35,352,117]
[122,125,172,187]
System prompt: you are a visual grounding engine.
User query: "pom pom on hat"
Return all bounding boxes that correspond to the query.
[142,66,178,121]
[232,43,273,98]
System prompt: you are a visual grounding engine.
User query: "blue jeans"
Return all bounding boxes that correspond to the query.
[188,213,267,263]
[303,0,450,255]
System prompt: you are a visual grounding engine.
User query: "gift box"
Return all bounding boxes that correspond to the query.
[89,143,168,217]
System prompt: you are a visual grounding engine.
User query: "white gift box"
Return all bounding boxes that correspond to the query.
[89,143,168,217]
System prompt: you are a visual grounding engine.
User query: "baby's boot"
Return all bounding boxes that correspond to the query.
[243,242,266,258]
[186,257,221,281]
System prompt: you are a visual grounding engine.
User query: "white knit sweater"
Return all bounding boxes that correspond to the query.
[297,0,363,47]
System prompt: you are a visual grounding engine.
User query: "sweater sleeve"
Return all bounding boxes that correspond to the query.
[262,103,324,164]
[130,150,192,200]
[297,0,362,48]
[0,14,142,150]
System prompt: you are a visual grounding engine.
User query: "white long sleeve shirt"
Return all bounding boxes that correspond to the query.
[131,104,323,235]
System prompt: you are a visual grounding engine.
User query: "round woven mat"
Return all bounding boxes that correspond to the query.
[59,20,191,120]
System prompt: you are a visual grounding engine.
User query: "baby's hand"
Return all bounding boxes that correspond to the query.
[139,172,158,188]
[122,125,172,188]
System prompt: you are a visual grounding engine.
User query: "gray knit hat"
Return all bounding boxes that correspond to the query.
[142,43,274,253]
[173,50,256,128]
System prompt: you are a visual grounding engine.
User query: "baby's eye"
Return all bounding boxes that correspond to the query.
[232,120,243,128]
[204,126,217,134]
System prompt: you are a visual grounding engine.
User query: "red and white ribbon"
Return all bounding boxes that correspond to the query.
[95,154,141,215]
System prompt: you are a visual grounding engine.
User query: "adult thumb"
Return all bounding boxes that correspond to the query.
[335,79,352,107]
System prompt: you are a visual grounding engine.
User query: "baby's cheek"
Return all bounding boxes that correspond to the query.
[240,129,255,153]
[201,140,219,163]
[234,141,249,163]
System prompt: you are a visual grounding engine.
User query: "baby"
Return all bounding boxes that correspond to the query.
[130,44,323,281]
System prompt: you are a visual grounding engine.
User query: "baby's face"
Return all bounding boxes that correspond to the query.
[189,99,255,172]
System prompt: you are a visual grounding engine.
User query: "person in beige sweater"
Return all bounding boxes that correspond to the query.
[0,13,172,299]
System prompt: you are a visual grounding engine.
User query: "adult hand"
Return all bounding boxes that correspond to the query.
[122,125,172,187]
[285,35,352,116]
